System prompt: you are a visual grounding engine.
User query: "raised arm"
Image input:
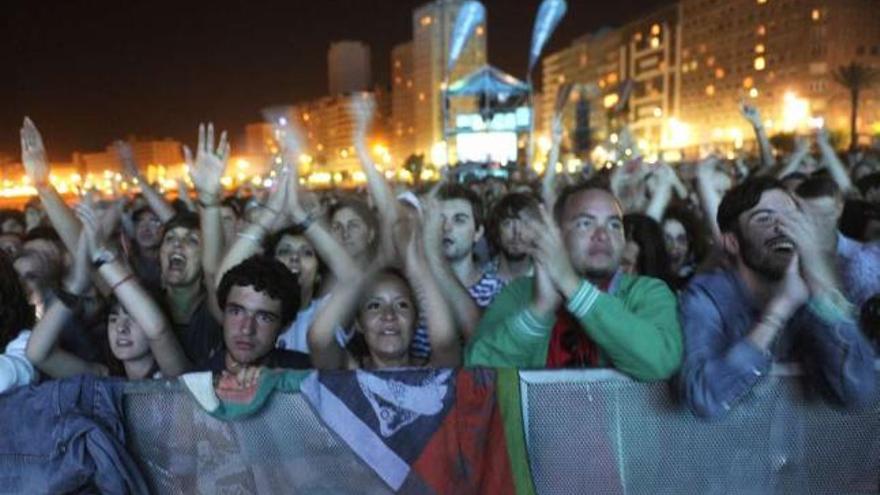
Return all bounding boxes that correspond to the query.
[76,202,191,377]
[286,153,360,281]
[773,135,810,179]
[116,141,177,223]
[186,123,230,307]
[645,162,685,222]
[421,190,481,341]
[25,234,105,378]
[816,127,855,194]
[308,270,369,369]
[541,113,565,209]
[395,215,460,367]
[351,95,397,222]
[694,155,725,243]
[20,118,81,253]
[740,102,775,169]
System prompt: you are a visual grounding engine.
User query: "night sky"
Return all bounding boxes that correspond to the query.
[1,0,668,160]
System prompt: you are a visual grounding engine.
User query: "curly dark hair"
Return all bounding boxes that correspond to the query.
[216,255,301,328]
[0,251,35,348]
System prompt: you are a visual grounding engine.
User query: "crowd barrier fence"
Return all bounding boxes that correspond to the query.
[122,363,880,494]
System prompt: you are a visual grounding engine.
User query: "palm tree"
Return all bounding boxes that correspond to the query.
[832,62,880,151]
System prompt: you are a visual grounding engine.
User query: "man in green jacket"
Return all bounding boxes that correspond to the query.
[465,180,683,380]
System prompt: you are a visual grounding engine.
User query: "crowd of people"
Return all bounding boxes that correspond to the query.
[1,98,879,419]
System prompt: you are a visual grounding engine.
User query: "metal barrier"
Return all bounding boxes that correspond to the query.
[123,366,880,494]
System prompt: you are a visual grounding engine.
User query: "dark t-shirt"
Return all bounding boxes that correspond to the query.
[173,298,224,369]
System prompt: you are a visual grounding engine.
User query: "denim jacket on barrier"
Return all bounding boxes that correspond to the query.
[0,374,148,494]
[678,268,877,419]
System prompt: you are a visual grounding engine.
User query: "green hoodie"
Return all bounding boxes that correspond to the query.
[465,273,683,381]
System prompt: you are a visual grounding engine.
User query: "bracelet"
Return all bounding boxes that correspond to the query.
[110,274,135,292]
[236,232,263,245]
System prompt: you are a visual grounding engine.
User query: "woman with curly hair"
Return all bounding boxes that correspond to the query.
[0,249,38,392]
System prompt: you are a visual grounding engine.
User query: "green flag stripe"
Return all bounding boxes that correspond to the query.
[497,368,536,495]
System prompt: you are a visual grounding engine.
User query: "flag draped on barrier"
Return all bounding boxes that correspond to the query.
[181,368,535,495]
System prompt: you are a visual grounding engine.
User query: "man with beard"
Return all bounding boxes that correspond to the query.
[423,185,503,341]
[486,192,539,284]
[466,180,683,380]
[678,177,876,418]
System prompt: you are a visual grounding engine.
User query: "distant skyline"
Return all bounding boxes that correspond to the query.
[1,0,668,159]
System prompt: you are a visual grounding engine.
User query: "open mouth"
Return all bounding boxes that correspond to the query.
[378,325,401,336]
[168,253,187,270]
[766,237,796,254]
[115,338,133,348]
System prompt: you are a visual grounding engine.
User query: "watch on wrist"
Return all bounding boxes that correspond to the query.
[91,248,118,268]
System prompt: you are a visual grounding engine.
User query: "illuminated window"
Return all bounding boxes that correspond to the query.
[418,92,426,101]
[651,37,660,48]
[557,75,566,83]
[653,107,663,117]
[743,76,754,88]
[707,56,715,67]
[476,25,485,36]
[715,68,726,79]
[394,60,401,68]
[757,25,766,36]
[757,0,767,4]
[603,94,620,109]
[749,88,760,98]
[651,24,661,36]
[811,9,821,21]
[705,84,716,96]
[754,56,766,70]
[420,16,432,26]
[634,32,643,42]
[755,44,765,54]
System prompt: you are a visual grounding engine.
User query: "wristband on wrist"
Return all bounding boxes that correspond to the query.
[110,274,135,292]
[92,248,118,269]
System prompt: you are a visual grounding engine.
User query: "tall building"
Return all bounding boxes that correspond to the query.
[328,41,372,95]
[268,89,389,184]
[541,4,681,158]
[391,41,417,160]
[678,0,880,150]
[543,0,880,156]
[541,29,625,153]
[412,0,487,162]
